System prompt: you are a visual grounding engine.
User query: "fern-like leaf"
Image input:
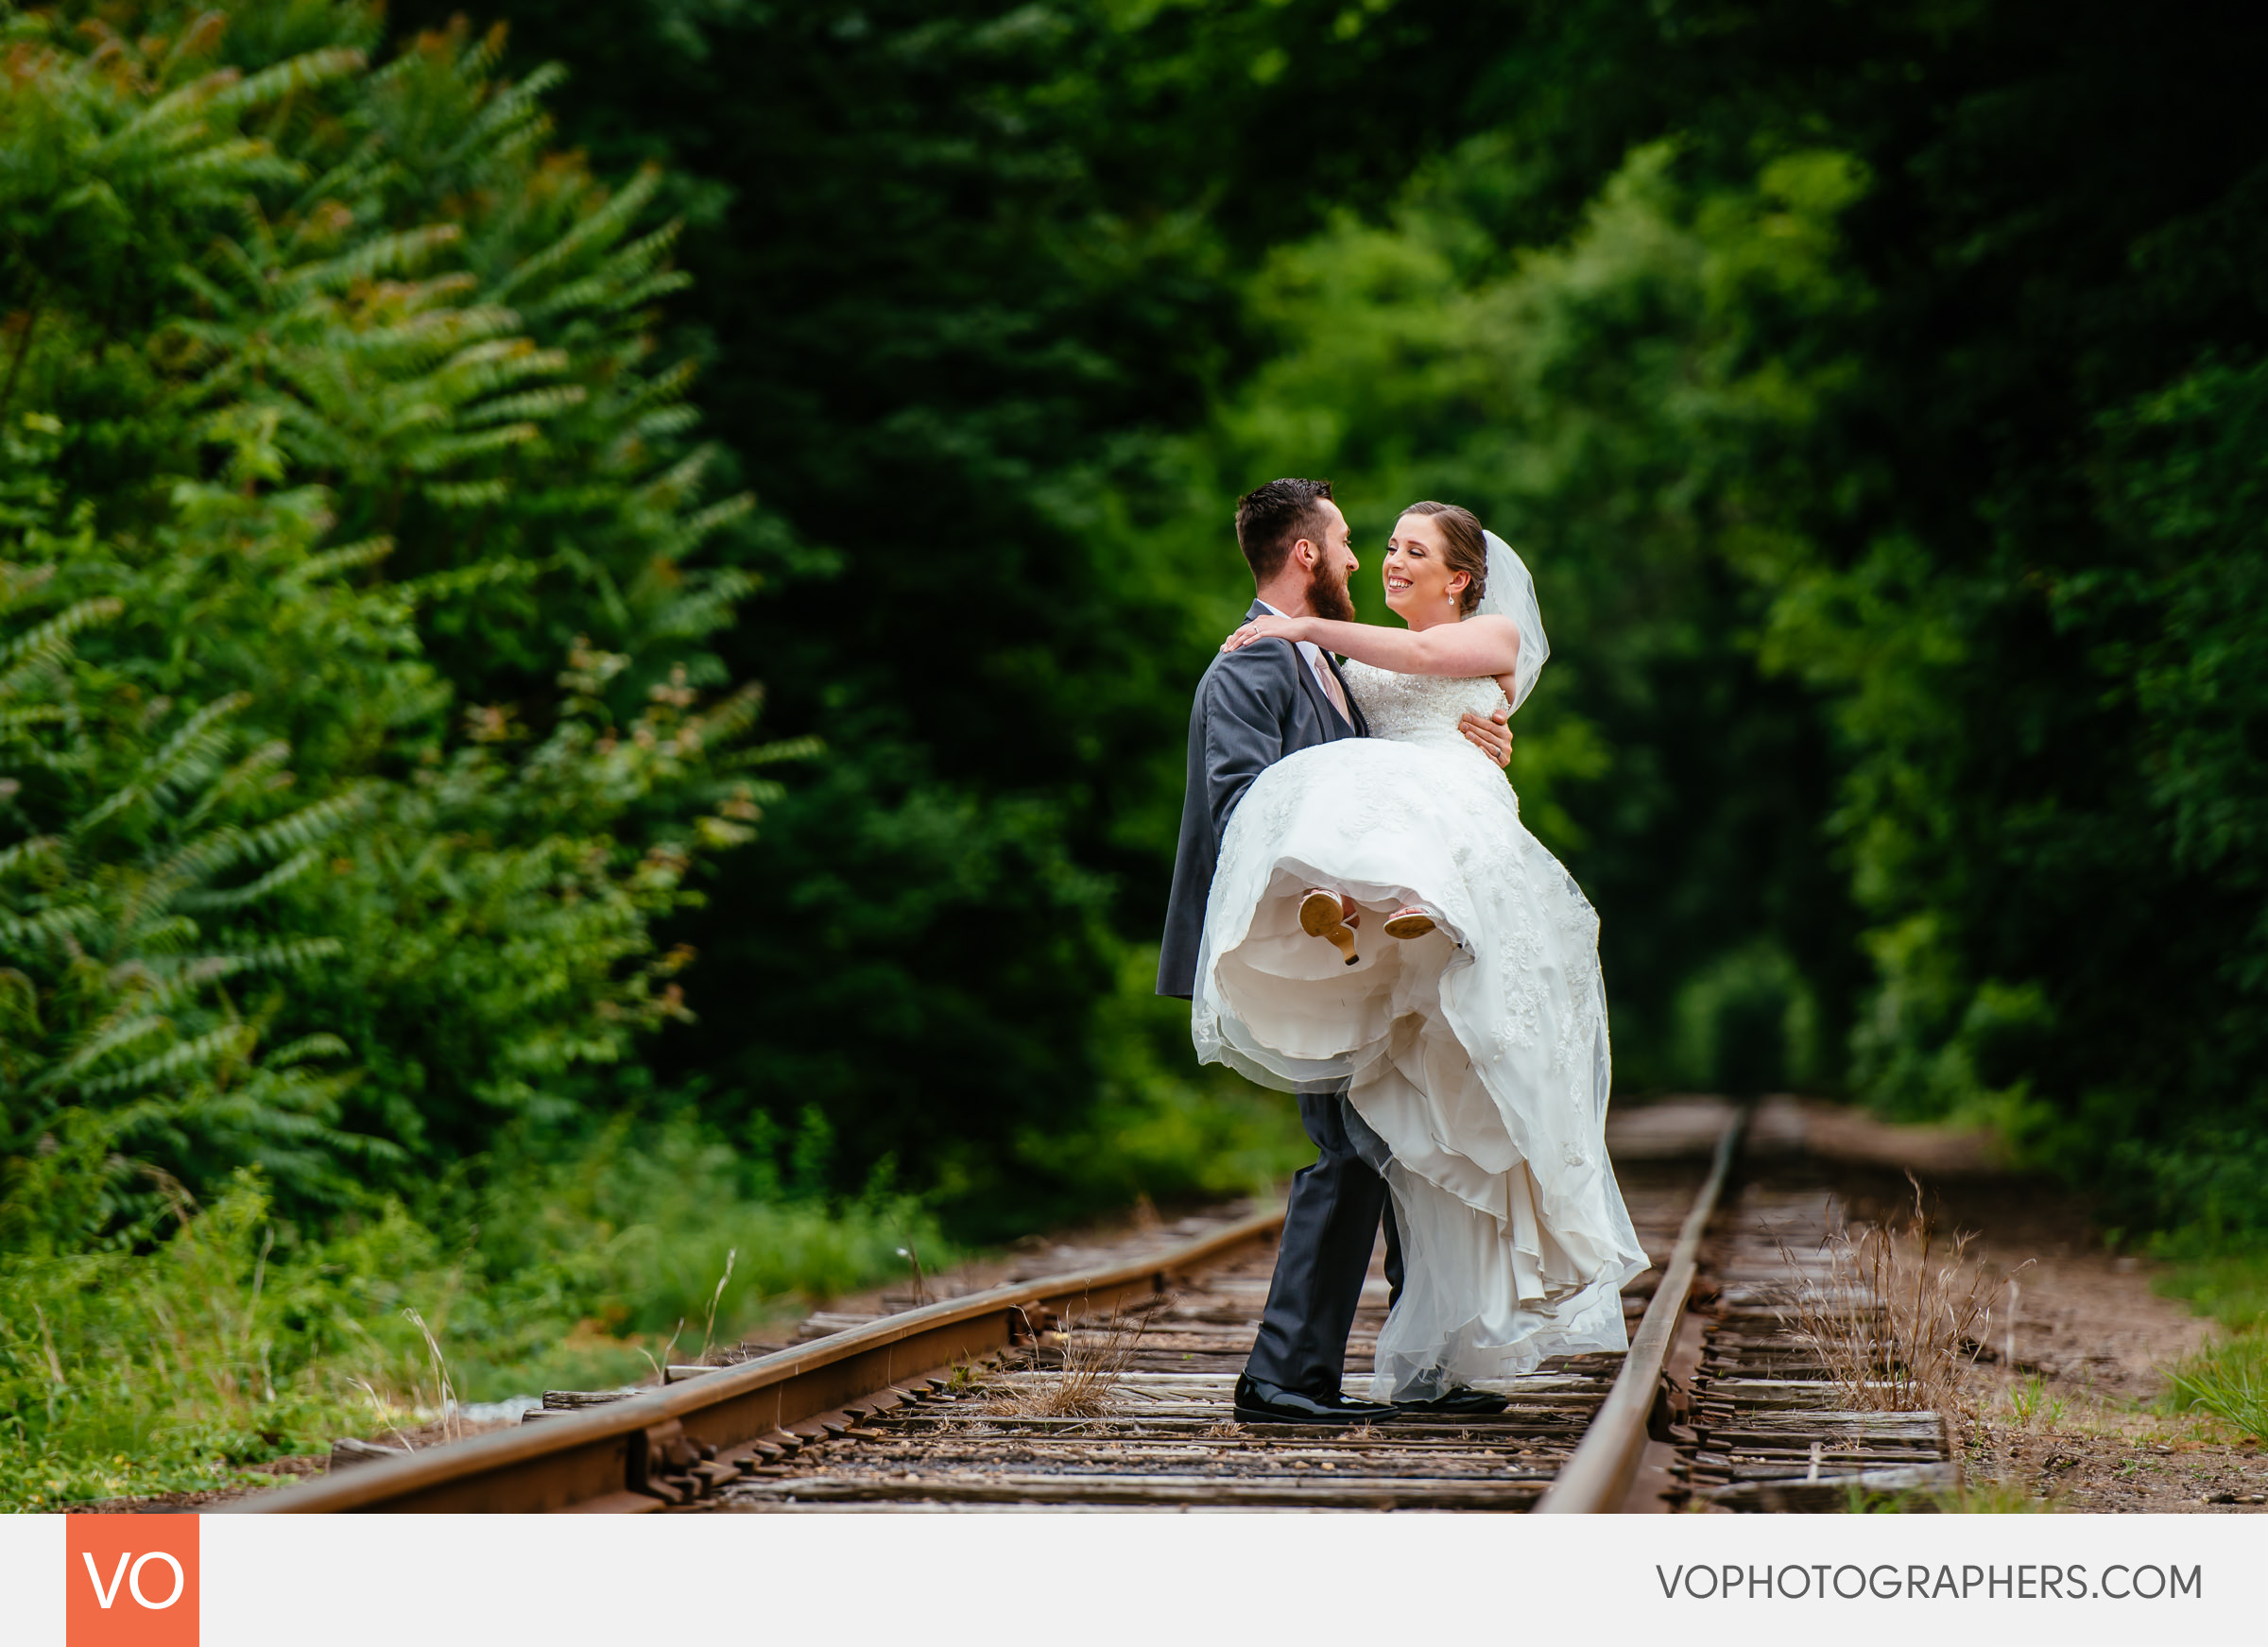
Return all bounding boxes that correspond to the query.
[77,1022,257,1097]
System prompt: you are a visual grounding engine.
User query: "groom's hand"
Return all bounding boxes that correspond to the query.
[1461,709,1513,767]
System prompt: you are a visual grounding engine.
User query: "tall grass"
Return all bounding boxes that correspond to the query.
[448,1114,954,1391]
[0,1172,406,1508]
[0,1115,956,1509]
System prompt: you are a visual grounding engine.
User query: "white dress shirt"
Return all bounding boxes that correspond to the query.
[1260,600,1353,727]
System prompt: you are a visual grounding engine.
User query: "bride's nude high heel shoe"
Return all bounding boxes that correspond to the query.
[1383,905,1437,940]
[1299,888,1362,966]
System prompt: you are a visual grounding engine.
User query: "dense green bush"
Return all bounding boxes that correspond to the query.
[0,7,791,1197]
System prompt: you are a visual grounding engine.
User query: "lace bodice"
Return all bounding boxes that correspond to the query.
[1341,660,1509,753]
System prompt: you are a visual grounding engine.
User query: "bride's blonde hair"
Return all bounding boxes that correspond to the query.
[1399,501,1488,615]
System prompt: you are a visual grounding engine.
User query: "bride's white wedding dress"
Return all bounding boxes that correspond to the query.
[1190,657,1650,1402]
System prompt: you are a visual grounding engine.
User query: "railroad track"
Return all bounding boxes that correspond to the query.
[228,1098,1957,1515]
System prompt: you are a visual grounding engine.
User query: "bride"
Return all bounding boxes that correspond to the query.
[1193,501,1650,1403]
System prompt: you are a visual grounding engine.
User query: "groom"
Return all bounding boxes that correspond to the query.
[1158,477,1513,1425]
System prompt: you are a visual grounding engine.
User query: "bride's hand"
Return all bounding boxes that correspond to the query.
[1221,614,1307,652]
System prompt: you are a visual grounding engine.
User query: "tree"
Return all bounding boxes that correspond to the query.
[1,3,791,1221]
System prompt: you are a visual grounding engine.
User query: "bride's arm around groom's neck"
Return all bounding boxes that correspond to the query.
[1226,610,1521,679]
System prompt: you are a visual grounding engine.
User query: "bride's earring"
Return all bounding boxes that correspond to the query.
[1299,887,1362,966]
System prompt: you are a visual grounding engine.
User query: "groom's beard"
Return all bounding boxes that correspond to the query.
[1306,562,1357,625]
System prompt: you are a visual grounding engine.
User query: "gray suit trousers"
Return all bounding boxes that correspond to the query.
[1243,1085,1405,1397]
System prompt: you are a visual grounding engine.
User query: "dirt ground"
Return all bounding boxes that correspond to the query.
[1938,1179,2262,1513]
[1735,1095,2263,1513]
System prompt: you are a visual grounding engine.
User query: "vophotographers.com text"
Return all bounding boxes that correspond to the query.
[1658,1564,2202,1602]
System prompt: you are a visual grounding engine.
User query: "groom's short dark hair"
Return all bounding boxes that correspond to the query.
[1235,478,1334,583]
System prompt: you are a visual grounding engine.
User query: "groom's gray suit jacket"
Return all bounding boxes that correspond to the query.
[1157,601,1396,1397]
[1156,600,1368,1000]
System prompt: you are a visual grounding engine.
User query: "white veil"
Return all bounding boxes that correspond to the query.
[1477,528,1549,713]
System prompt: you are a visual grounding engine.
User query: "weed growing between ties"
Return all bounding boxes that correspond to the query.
[981,1303,1155,1419]
[1773,1174,2024,1420]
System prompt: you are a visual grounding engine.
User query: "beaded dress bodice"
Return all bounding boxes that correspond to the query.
[1340,660,1510,754]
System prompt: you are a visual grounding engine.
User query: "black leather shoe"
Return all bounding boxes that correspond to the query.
[1394,1385,1510,1415]
[1232,1373,1399,1426]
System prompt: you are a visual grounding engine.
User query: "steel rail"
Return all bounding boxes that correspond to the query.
[1533,1104,1748,1514]
[223,1207,1286,1514]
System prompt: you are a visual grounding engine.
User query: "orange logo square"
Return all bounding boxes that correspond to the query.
[65,1515,198,1646]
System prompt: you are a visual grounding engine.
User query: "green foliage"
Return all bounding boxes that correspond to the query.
[1692,6,2268,1238]
[0,3,794,1213]
[1076,0,2268,1249]
[1672,942,1822,1100]
[2,508,385,1226]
